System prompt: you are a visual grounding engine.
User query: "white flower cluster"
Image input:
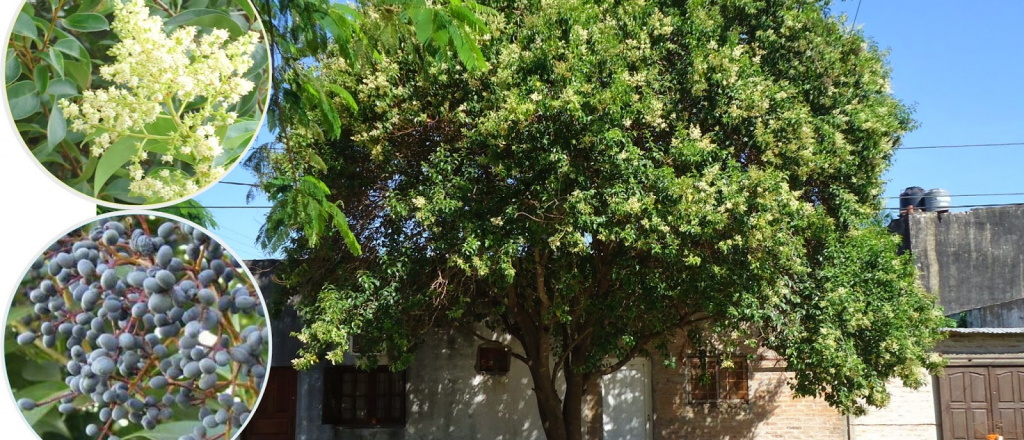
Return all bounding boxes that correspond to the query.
[58,0,262,201]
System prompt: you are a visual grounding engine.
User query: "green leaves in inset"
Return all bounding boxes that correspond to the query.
[13,12,39,42]
[47,105,66,151]
[5,50,22,84]
[164,9,246,38]
[93,136,139,197]
[62,13,110,32]
[7,81,41,120]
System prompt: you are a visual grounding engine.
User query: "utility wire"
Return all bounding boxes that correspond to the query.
[899,142,1024,150]
[883,203,1024,211]
[217,181,259,187]
[884,192,1024,199]
[852,0,863,27]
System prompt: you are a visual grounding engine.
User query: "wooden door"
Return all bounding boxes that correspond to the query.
[941,367,991,440]
[940,366,1024,440]
[991,368,1024,440]
[241,367,298,440]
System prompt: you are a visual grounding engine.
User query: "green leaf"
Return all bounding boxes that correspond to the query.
[244,40,269,79]
[303,81,340,138]
[13,12,38,42]
[54,38,89,60]
[33,64,49,95]
[48,48,65,78]
[7,80,41,120]
[221,120,259,153]
[309,152,327,172]
[77,0,116,15]
[325,84,357,112]
[15,381,68,426]
[62,13,110,32]
[5,50,22,85]
[94,136,139,196]
[411,8,434,44]
[164,9,246,38]
[47,105,67,152]
[232,0,258,23]
[123,421,224,440]
[22,361,62,383]
[64,59,92,91]
[46,78,79,99]
[103,177,146,204]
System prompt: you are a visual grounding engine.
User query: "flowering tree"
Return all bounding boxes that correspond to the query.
[268,1,950,439]
[248,0,493,255]
[6,0,269,204]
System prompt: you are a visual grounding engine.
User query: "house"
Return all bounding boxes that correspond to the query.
[240,261,846,440]
[851,203,1024,440]
[241,202,1024,440]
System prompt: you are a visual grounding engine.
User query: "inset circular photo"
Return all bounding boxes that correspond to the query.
[4,212,270,440]
[5,0,271,206]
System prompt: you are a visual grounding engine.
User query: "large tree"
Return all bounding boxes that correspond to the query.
[264,0,949,439]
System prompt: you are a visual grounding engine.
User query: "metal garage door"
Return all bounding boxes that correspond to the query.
[941,366,1024,440]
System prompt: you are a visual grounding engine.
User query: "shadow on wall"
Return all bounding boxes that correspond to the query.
[402,328,547,440]
[653,357,788,440]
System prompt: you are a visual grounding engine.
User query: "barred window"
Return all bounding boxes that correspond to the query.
[687,356,749,403]
[322,365,406,427]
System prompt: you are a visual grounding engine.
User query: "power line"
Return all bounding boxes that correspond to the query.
[884,192,1024,199]
[852,0,863,27]
[883,203,1024,211]
[899,142,1024,150]
[217,181,259,187]
[177,205,274,209]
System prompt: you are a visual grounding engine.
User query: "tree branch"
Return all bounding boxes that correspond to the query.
[599,333,659,376]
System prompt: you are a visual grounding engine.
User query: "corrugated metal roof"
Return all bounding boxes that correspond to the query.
[942,327,1024,334]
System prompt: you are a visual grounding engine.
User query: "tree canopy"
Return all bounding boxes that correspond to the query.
[256,0,950,439]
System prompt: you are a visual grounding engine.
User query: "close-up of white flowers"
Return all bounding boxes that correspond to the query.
[58,0,262,202]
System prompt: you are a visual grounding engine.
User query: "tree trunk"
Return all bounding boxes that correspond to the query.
[527,359,571,440]
[583,376,604,440]
[563,368,585,440]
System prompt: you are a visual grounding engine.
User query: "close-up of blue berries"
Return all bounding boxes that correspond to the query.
[6,215,269,440]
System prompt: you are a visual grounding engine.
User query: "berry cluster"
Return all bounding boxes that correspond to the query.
[11,216,268,440]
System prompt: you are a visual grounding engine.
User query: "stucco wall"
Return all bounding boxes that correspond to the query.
[905,206,1024,314]
[256,279,549,440]
[287,325,549,439]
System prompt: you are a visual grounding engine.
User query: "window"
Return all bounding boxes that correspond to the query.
[687,355,749,403]
[476,343,511,374]
[322,365,406,427]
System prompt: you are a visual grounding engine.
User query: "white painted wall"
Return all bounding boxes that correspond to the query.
[286,324,651,440]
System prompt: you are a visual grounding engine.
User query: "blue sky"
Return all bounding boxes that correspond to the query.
[198,0,1024,260]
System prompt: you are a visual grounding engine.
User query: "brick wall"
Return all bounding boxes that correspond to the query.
[650,338,846,440]
[848,375,938,440]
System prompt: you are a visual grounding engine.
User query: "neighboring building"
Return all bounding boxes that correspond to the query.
[243,203,1024,440]
[858,204,1024,440]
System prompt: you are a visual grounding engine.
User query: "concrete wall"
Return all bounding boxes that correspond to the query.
[959,297,1024,328]
[904,206,1024,314]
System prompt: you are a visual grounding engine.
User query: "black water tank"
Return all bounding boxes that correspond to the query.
[899,186,926,211]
